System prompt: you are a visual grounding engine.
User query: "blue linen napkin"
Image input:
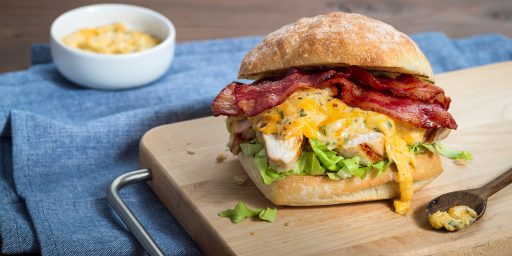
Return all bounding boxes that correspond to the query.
[0,32,511,255]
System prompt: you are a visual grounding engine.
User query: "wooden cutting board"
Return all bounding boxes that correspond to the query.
[140,62,512,256]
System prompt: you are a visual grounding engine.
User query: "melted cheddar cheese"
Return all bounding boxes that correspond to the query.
[250,88,423,214]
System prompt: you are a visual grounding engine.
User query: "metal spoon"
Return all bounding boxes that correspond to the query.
[426,167,512,221]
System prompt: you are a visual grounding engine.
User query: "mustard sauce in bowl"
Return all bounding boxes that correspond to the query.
[62,22,161,54]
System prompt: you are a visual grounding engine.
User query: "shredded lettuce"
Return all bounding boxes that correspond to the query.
[240,139,264,156]
[254,149,289,185]
[410,142,473,160]
[327,172,340,180]
[310,139,343,170]
[410,142,436,154]
[240,139,392,184]
[239,138,472,186]
[300,151,326,175]
[434,144,473,160]
[218,201,277,223]
[372,160,392,175]
[310,139,391,180]
[329,157,391,180]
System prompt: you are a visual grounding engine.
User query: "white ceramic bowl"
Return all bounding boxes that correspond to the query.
[50,4,175,90]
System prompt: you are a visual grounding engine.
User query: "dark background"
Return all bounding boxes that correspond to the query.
[1,0,511,73]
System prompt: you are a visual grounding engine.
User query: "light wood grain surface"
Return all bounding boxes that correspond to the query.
[140,62,512,255]
[0,0,511,73]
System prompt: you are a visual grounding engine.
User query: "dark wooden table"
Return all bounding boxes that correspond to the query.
[0,0,511,73]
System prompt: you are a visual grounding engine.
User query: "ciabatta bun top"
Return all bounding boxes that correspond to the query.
[238,12,434,82]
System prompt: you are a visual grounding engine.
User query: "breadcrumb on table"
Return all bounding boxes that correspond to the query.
[216,152,227,163]
[233,175,248,185]
[453,159,468,166]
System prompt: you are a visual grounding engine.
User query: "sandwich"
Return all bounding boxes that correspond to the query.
[211,12,471,215]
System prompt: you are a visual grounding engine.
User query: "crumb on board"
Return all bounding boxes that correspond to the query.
[453,159,468,166]
[233,175,248,185]
[187,142,192,145]
[250,231,257,236]
[186,149,195,155]
[284,221,292,227]
[216,152,227,163]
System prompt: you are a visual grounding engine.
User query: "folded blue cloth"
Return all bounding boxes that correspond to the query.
[0,32,511,255]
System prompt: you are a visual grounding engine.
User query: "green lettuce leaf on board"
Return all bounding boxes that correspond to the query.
[218,201,277,223]
[258,207,277,222]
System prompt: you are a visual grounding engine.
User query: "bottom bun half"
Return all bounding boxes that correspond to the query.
[238,153,443,206]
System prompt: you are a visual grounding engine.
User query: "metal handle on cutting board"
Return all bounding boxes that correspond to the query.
[107,169,165,256]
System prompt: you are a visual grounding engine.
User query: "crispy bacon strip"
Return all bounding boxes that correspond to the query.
[338,78,458,129]
[376,75,451,109]
[211,82,242,116]
[235,69,339,116]
[345,66,451,109]
[211,67,457,129]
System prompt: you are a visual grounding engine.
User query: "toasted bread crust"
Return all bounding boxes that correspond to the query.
[238,152,442,206]
[238,12,434,82]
